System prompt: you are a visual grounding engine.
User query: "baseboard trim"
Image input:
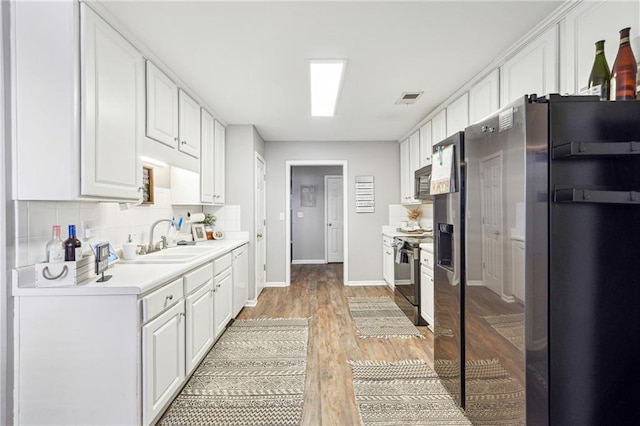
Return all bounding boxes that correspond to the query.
[347,280,387,287]
[291,259,326,265]
[467,280,484,287]
[245,299,258,307]
[265,281,288,287]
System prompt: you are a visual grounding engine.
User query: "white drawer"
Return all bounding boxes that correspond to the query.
[183,262,213,295]
[421,264,433,278]
[382,235,393,247]
[213,253,232,275]
[141,278,184,323]
[420,250,434,270]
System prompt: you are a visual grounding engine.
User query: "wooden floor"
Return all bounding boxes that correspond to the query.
[236,263,435,426]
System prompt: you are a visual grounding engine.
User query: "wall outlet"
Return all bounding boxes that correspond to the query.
[279,212,285,221]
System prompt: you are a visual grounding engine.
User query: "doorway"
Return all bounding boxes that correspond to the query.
[285,161,348,286]
[480,151,503,297]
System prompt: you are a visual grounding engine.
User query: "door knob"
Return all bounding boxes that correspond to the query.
[257,233,263,238]
[494,231,500,236]
[328,223,332,227]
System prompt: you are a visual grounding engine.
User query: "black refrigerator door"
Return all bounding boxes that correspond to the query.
[433,131,465,407]
[547,97,640,426]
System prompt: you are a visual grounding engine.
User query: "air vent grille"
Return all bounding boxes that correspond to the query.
[396,92,423,105]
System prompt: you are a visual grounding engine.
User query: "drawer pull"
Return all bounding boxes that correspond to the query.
[166,295,173,301]
[42,265,68,280]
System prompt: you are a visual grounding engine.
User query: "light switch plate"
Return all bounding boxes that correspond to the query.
[279,213,285,221]
[297,212,304,218]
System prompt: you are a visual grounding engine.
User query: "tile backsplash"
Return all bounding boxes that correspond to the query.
[16,188,241,267]
[388,203,434,229]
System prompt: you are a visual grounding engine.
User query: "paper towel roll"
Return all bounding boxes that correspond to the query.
[187,212,205,222]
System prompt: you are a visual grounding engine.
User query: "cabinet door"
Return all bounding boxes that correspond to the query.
[142,301,185,425]
[560,1,639,95]
[213,120,226,205]
[408,131,420,203]
[80,4,143,200]
[420,266,434,329]
[419,121,432,167]
[178,89,201,158]
[185,282,214,375]
[382,244,389,284]
[399,139,410,203]
[446,92,469,137]
[200,109,215,203]
[232,245,249,318]
[214,268,233,338]
[146,61,179,148]
[500,25,558,107]
[431,109,447,144]
[469,69,500,124]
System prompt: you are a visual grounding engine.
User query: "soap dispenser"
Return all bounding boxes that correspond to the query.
[122,234,137,260]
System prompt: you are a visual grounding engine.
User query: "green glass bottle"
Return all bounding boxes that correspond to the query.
[587,40,611,100]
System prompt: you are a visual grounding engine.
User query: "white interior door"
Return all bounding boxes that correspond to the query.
[480,153,503,297]
[255,154,266,293]
[326,176,344,263]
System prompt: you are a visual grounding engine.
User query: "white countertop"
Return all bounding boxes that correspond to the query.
[382,225,433,239]
[13,238,249,297]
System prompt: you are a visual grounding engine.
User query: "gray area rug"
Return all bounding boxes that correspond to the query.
[348,297,423,339]
[437,358,525,425]
[158,318,308,426]
[482,313,524,352]
[349,359,471,425]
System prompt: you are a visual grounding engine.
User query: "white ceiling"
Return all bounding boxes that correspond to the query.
[97,1,564,142]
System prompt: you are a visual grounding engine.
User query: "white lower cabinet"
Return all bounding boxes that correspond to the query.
[420,248,434,330]
[185,281,215,375]
[232,244,249,317]
[214,254,234,338]
[382,235,394,287]
[142,300,186,425]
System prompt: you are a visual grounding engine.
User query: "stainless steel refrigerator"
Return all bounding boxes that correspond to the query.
[432,131,466,407]
[463,94,640,425]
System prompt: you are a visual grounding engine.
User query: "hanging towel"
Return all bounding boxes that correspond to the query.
[394,240,409,264]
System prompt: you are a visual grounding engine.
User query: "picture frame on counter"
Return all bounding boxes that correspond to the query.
[192,224,207,242]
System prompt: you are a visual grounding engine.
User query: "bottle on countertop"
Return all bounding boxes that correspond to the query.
[587,40,611,100]
[611,27,638,100]
[64,224,82,262]
[46,225,65,263]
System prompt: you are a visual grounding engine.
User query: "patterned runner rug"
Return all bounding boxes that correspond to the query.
[158,318,308,426]
[349,360,471,425]
[482,313,524,352]
[437,358,525,425]
[348,297,423,338]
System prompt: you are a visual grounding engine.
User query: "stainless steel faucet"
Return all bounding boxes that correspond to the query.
[148,219,173,253]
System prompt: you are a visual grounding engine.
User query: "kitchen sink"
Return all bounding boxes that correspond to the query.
[119,244,216,264]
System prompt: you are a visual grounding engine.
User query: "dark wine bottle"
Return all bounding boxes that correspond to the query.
[611,27,638,100]
[64,224,82,261]
[588,40,611,100]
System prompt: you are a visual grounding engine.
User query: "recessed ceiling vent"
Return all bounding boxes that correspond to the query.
[396,91,423,105]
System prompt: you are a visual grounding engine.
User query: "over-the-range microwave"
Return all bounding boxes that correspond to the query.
[414,165,432,200]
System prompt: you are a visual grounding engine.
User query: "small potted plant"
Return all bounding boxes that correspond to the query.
[407,208,421,230]
[202,213,217,240]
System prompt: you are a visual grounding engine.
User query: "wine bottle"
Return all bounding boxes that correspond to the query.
[587,40,611,100]
[611,27,638,100]
[46,225,65,263]
[64,224,82,261]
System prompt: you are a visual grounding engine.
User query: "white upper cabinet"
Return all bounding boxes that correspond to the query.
[146,61,179,149]
[81,4,144,200]
[200,109,215,204]
[399,139,410,203]
[419,121,433,167]
[178,90,201,158]
[560,0,639,95]
[13,2,142,201]
[469,69,500,124]
[500,25,558,106]
[399,133,420,205]
[431,109,447,144]
[445,92,469,137]
[213,120,226,205]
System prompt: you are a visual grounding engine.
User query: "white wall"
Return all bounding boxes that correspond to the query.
[265,140,399,284]
[1,1,9,422]
[291,166,342,263]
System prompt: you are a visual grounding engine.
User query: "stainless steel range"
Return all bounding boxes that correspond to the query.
[393,234,432,325]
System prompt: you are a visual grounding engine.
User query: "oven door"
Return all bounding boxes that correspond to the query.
[415,165,432,200]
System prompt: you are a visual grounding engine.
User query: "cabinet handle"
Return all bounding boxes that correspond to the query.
[174,137,179,142]
[181,140,187,145]
[166,294,173,301]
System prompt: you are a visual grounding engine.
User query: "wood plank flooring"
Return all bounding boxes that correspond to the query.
[236,264,434,426]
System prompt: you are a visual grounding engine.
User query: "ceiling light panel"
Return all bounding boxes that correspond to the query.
[309,59,346,117]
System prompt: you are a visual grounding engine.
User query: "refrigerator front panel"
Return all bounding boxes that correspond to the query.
[433,132,465,407]
[547,98,640,426]
[464,98,535,424]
